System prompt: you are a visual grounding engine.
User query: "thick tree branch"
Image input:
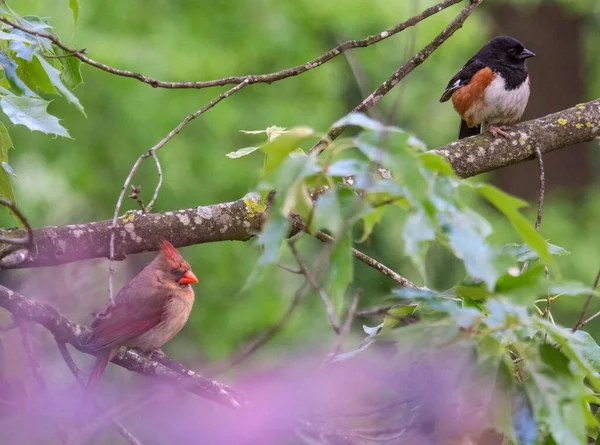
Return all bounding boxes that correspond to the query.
[0,0,460,90]
[434,99,600,178]
[0,194,264,269]
[0,284,246,410]
[1,101,598,270]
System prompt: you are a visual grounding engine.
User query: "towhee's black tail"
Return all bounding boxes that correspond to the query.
[458,120,481,140]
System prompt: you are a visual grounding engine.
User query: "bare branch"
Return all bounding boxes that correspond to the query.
[289,240,341,333]
[329,291,361,360]
[0,0,460,90]
[18,323,46,391]
[0,197,32,246]
[573,269,600,332]
[310,0,483,154]
[434,99,600,178]
[145,151,163,213]
[56,341,144,445]
[108,80,250,303]
[0,194,264,269]
[0,284,247,410]
[310,229,419,289]
[209,281,310,374]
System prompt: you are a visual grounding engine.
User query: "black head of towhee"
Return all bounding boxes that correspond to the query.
[440,36,535,139]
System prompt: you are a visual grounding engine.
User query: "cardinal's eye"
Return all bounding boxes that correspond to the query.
[171,268,179,274]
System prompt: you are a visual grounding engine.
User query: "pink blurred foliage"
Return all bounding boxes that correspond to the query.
[0,342,503,444]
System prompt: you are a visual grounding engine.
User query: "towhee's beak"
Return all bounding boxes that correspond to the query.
[520,48,535,59]
[179,270,199,285]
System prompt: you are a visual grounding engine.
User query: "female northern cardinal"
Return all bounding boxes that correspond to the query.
[85,240,198,391]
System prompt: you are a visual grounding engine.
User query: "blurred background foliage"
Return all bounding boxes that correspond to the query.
[1,0,599,369]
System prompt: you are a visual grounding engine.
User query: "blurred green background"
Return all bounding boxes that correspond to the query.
[1,0,599,369]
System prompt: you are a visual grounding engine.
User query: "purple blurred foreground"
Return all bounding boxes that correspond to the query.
[0,345,502,444]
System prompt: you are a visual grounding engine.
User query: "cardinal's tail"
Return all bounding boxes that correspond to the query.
[458,120,481,140]
[85,348,113,393]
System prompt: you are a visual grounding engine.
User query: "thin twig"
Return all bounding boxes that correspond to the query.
[277,263,303,274]
[42,48,87,58]
[128,185,145,212]
[108,80,250,304]
[310,227,419,289]
[573,269,600,332]
[0,197,33,246]
[72,391,169,445]
[341,38,386,123]
[309,0,483,155]
[56,341,144,445]
[522,145,546,273]
[355,304,397,318]
[0,197,33,268]
[0,1,460,90]
[145,151,163,213]
[19,323,46,391]
[532,146,545,233]
[290,211,418,289]
[387,0,419,124]
[289,240,341,334]
[208,281,310,374]
[329,291,361,359]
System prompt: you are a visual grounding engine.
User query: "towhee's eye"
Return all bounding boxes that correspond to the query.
[508,48,516,55]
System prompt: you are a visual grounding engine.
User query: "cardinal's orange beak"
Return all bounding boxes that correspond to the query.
[179,270,199,285]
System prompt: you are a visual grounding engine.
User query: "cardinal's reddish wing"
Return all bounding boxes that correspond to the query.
[87,289,164,351]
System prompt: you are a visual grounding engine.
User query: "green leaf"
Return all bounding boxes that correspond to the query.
[495,265,597,305]
[326,159,369,177]
[0,121,15,202]
[570,330,600,372]
[445,208,500,290]
[0,168,15,202]
[332,112,386,132]
[69,0,80,27]
[312,188,342,236]
[402,207,435,278]
[55,49,83,89]
[455,282,492,300]
[283,181,312,221]
[260,127,313,175]
[539,321,600,392]
[226,146,260,158]
[326,233,353,310]
[34,53,85,115]
[494,264,547,304]
[381,304,418,331]
[478,184,551,265]
[0,121,13,163]
[0,51,36,97]
[256,214,289,266]
[420,151,455,176]
[0,30,35,45]
[523,343,590,445]
[502,242,570,262]
[358,205,385,242]
[0,95,70,137]
[391,287,480,327]
[16,55,57,94]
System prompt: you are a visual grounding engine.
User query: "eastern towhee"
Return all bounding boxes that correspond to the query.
[440,36,535,139]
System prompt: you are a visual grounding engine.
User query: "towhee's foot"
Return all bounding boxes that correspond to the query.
[488,125,511,138]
